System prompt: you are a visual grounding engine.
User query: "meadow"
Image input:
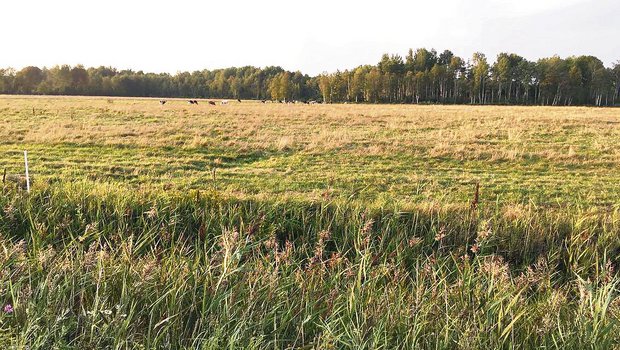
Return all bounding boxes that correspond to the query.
[1,95,620,348]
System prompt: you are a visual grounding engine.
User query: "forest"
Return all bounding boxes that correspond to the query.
[1,49,619,106]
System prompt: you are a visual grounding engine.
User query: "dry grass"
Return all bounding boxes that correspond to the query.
[1,96,618,158]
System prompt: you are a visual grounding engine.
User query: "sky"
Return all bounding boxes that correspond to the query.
[2,0,618,75]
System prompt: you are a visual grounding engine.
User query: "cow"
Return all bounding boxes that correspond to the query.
[159,100,167,105]
[261,100,266,103]
[237,99,241,103]
[221,100,229,105]
[208,101,216,106]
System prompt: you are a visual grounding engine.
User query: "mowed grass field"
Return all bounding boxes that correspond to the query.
[1,95,620,348]
[1,95,620,207]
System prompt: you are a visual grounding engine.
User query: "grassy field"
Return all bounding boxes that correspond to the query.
[1,95,620,348]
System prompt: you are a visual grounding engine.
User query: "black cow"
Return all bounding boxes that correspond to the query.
[237,99,241,103]
[159,100,167,105]
[208,101,216,106]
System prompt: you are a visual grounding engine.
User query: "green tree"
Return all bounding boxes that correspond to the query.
[538,56,568,105]
[413,48,437,72]
[351,66,368,102]
[14,66,44,94]
[365,68,382,103]
[613,61,620,105]
[71,65,89,93]
[0,68,15,93]
[318,74,331,103]
[449,56,466,102]
[471,52,489,104]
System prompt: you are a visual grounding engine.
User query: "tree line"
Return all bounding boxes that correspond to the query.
[1,49,619,106]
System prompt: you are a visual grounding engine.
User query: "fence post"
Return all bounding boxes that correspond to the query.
[24,150,30,193]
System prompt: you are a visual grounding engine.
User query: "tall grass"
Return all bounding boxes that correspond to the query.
[1,181,619,348]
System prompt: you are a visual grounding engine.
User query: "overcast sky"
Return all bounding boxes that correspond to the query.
[2,0,618,75]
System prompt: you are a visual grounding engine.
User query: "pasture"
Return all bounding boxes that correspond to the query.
[1,95,620,348]
[2,96,619,206]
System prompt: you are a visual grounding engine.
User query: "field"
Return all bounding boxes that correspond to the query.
[1,95,620,348]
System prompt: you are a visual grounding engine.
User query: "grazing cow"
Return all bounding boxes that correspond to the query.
[221,100,229,105]
[261,100,266,103]
[208,101,216,106]
[188,100,194,104]
[159,100,167,105]
[237,99,241,103]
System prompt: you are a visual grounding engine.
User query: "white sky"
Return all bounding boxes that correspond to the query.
[2,0,618,75]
